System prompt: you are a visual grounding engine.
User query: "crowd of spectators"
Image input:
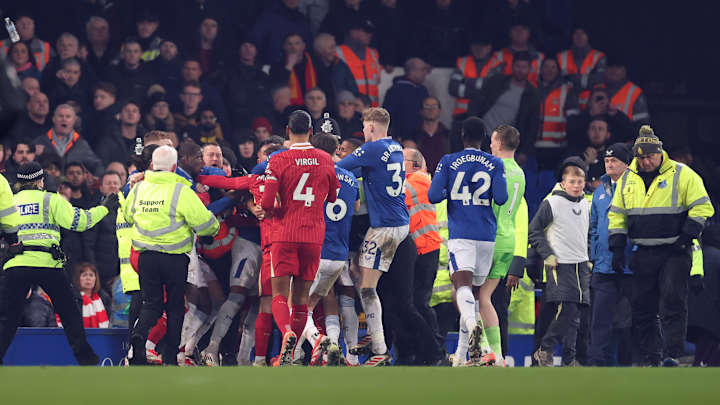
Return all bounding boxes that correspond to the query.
[2,0,719,365]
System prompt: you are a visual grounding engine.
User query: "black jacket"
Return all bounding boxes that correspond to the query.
[96,122,147,166]
[467,75,541,154]
[84,206,119,289]
[106,63,155,103]
[223,63,272,130]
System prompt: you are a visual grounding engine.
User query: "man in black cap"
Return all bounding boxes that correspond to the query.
[588,143,633,366]
[0,162,119,365]
[609,126,714,366]
[449,32,496,120]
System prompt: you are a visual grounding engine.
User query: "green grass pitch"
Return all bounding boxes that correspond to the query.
[0,367,720,405]
[2,367,719,404]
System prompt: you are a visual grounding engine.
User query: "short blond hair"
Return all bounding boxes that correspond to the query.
[362,107,390,128]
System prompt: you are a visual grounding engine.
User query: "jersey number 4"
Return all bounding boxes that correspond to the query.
[293,173,315,207]
[450,171,491,206]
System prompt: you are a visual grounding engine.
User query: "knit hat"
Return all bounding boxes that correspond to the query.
[633,125,662,157]
[251,117,272,134]
[556,156,588,182]
[17,162,44,183]
[605,143,632,165]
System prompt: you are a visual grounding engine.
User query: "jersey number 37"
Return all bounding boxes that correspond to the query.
[450,171,491,206]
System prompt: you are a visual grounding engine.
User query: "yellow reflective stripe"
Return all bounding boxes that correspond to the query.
[508,321,534,330]
[0,205,17,217]
[608,228,627,236]
[43,192,51,223]
[689,216,707,225]
[133,237,193,252]
[671,164,682,208]
[194,216,217,233]
[519,280,534,292]
[432,284,452,294]
[119,258,131,265]
[625,207,686,215]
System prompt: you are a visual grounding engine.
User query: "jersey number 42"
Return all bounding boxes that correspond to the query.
[450,171,491,206]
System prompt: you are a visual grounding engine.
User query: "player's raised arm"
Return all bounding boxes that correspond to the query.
[337,142,369,171]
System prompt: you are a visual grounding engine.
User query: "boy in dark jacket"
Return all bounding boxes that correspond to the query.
[529,157,591,366]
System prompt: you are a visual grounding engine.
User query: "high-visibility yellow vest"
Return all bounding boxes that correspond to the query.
[609,151,714,247]
[117,193,138,293]
[691,239,704,277]
[508,273,535,335]
[6,189,108,269]
[0,175,20,233]
[430,199,452,307]
[123,171,219,254]
[508,196,534,334]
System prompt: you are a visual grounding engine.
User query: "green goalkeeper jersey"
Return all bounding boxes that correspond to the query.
[492,157,526,253]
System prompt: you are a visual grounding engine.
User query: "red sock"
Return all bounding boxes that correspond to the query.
[271,295,291,334]
[147,313,167,345]
[313,303,326,335]
[254,312,273,357]
[290,304,308,338]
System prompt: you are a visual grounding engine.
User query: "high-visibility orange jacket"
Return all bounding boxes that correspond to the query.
[405,171,441,255]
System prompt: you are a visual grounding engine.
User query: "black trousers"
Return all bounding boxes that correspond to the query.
[589,273,633,366]
[631,245,691,362]
[0,266,98,365]
[539,300,581,365]
[413,249,444,347]
[378,236,443,364]
[491,277,510,356]
[131,251,189,366]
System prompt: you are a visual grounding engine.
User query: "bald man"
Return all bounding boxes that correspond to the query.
[312,33,359,107]
[382,57,431,141]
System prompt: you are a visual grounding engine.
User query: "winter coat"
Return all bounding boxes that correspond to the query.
[589,174,632,274]
[382,76,429,141]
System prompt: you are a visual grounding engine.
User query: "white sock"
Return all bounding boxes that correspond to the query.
[304,311,320,347]
[145,340,156,351]
[237,304,257,366]
[326,315,341,346]
[456,286,477,332]
[360,288,386,354]
[186,310,217,356]
[180,303,200,348]
[455,317,469,361]
[339,295,359,364]
[208,293,245,351]
[181,306,208,353]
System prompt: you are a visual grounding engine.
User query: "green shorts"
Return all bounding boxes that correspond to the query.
[488,251,513,279]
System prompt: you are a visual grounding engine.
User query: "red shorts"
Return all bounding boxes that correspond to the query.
[270,242,322,282]
[259,247,272,297]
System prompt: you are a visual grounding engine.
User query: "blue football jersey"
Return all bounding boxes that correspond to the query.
[337,138,409,228]
[428,148,508,241]
[322,167,359,261]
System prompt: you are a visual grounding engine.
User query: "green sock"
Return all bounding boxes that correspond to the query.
[477,317,491,351]
[485,326,502,357]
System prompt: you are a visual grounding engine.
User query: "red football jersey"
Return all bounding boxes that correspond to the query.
[250,174,275,249]
[261,143,339,244]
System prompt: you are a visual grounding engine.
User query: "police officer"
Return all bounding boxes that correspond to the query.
[0,162,118,365]
[124,146,219,365]
[609,126,715,366]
